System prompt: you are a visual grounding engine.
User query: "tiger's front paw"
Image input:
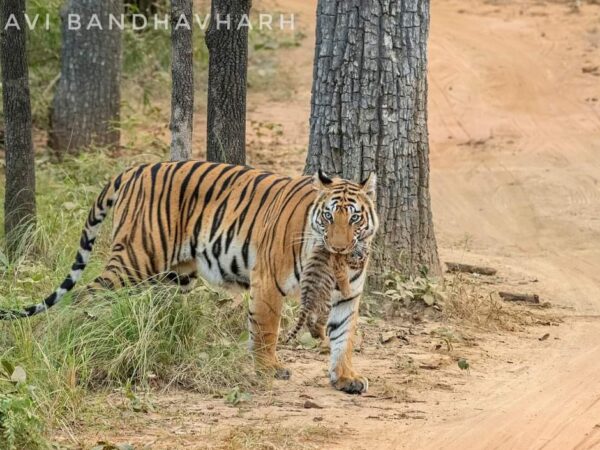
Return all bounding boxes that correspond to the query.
[332,374,369,395]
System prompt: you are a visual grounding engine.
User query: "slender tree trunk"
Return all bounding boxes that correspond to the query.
[1,0,37,257]
[170,0,194,161]
[205,0,251,165]
[305,0,440,279]
[48,0,123,154]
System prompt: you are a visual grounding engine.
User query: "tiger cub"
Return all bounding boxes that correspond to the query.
[285,244,369,344]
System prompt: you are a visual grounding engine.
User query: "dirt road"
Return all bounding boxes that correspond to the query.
[386,0,600,448]
[264,0,600,448]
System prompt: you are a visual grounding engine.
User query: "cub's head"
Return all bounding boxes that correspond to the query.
[310,170,379,255]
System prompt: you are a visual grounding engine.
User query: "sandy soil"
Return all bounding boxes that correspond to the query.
[66,0,600,448]
[398,0,600,447]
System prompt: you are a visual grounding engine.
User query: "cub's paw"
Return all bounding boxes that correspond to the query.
[308,325,327,340]
[318,337,330,355]
[333,375,369,395]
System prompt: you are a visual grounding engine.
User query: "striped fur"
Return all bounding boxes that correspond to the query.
[0,162,378,393]
[285,244,369,344]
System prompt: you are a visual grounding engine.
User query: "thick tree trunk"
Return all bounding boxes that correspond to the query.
[1,0,37,256]
[205,0,251,165]
[170,0,194,161]
[305,0,440,279]
[48,0,123,154]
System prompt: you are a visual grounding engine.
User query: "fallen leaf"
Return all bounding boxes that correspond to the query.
[225,387,251,406]
[299,332,319,349]
[423,293,435,306]
[419,363,441,370]
[539,333,550,341]
[10,366,26,384]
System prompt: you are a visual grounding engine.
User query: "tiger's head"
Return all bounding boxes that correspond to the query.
[310,170,379,255]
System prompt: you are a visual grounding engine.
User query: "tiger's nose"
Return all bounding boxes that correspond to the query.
[331,246,347,253]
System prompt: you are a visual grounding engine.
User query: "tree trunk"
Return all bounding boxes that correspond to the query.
[205,0,251,165]
[1,0,37,257]
[48,0,123,154]
[170,0,194,161]
[305,0,440,279]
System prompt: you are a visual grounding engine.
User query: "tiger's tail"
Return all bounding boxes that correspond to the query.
[285,307,310,344]
[0,175,122,320]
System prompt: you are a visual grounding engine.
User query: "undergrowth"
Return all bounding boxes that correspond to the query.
[0,154,257,449]
[372,269,550,332]
[442,273,551,331]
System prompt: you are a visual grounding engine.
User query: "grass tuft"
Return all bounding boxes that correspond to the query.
[216,424,337,450]
[442,273,551,331]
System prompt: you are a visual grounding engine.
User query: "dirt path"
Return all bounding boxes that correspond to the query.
[399,1,600,447]
[246,0,600,448]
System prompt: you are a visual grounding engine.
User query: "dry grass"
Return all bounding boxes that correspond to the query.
[442,273,558,331]
[214,424,340,450]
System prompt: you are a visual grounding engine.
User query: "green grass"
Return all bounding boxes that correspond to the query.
[0,153,259,449]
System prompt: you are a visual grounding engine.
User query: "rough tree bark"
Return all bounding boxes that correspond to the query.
[205,0,251,165]
[48,0,123,154]
[170,0,194,161]
[305,0,440,279]
[1,0,37,256]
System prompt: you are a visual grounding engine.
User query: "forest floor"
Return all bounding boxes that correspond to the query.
[18,0,600,448]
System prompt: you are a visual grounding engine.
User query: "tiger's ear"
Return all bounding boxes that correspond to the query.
[360,172,377,200]
[313,169,334,190]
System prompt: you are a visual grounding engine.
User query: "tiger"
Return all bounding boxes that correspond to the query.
[0,161,379,394]
[284,243,369,346]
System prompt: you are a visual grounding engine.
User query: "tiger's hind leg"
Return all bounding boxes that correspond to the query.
[78,250,149,301]
[249,276,290,380]
[73,264,131,305]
